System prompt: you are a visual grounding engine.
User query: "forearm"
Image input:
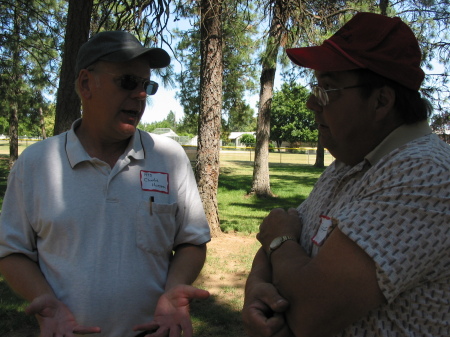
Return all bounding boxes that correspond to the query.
[165,244,207,290]
[245,248,272,295]
[269,231,385,337]
[0,253,56,302]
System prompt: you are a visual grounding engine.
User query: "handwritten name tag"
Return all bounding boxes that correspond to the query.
[140,171,169,194]
[312,215,336,246]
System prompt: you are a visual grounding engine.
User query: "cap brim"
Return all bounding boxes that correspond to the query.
[101,47,170,69]
[286,44,362,71]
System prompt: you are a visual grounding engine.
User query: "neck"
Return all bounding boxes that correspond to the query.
[75,123,131,168]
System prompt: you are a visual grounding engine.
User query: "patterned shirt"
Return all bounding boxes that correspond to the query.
[298,121,450,336]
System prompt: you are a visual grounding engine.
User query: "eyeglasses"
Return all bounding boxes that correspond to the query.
[310,84,367,106]
[90,70,158,95]
[113,74,158,95]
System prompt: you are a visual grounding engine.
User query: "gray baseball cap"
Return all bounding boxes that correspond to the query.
[75,31,170,75]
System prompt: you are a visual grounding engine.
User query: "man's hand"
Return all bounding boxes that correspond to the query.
[242,281,293,337]
[133,285,210,337]
[257,208,301,254]
[25,294,101,337]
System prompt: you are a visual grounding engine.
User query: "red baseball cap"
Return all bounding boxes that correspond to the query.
[286,12,425,91]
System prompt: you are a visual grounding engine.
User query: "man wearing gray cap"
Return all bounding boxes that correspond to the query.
[243,12,449,337]
[0,31,211,337]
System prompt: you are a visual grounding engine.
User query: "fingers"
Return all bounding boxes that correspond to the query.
[260,285,289,313]
[72,326,102,335]
[287,208,299,216]
[243,303,287,337]
[168,284,210,301]
[246,282,289,313]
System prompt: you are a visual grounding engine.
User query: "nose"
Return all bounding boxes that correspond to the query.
[306,94,322,112]
[131,84,148,100]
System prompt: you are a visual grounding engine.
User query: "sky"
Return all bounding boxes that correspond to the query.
[139,17,270,125]
[141,84,185,124]
[129,14,447,126]
[140,77,263,125]
[139,47,266,125]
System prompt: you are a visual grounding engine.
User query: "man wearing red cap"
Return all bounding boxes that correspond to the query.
[0,31,211,337]
[243,12,449,337]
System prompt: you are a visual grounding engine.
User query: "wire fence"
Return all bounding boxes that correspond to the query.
[184,146,334,166]
[0,140,334,167]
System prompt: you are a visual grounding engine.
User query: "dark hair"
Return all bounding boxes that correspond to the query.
[354,69,432,124]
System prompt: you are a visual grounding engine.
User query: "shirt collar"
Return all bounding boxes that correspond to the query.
[365,120,432,166]
[333,120,432,170]
[66,119,145,168]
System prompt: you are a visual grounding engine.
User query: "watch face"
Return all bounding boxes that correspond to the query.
[270,237,283,250]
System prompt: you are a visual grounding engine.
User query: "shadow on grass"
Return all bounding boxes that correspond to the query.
[0,278,246,337]
[0,281,246,337]
[0,292,244,337]
[0,155,9,208]
[191,295,246,337]
[0,279,38,337]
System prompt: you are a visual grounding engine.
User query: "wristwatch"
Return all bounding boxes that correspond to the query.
[268,235,296,258]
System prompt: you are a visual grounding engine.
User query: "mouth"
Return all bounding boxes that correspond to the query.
[122,109,141,118]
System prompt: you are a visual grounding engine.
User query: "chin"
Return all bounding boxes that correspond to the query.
[119,124,137,137]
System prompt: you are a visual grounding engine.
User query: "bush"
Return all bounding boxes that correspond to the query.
[240,134,256,147]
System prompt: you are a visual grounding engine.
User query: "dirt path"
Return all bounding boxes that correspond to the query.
[195,233,258,298]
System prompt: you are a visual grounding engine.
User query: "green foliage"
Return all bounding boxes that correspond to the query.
[240,133,256,147]
[139,111,177,133]
[0,0,65,140]
[174,0,260,133]
[392,1,450,119]
[270,81,317,147]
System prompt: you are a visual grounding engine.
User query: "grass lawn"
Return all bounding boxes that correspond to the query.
[0,152,326,336]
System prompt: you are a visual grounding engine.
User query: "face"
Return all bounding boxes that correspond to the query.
[84,56,151,141]
[307,70,381,165]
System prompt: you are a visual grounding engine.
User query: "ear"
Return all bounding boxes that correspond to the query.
[373,86,395,122]
[77,69,94,99]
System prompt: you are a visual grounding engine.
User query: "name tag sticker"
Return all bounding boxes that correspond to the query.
[312,215,337,246]
[141,171,169,194]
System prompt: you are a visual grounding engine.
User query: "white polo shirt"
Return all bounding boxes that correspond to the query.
[0,119,210,337]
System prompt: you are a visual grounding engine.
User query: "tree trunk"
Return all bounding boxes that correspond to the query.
[8,104,18,170]
[39,107,47,139]
[9,4,20,169]
[251,67,276,197]
[54,0,93,135]
[379,0,389,15]
[196,0,223,237]
[314,136,325,168]
[250,0,286,198]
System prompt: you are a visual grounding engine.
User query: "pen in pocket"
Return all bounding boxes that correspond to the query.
[150,196,154,215]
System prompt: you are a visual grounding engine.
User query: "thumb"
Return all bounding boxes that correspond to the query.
[170,284,210,301]
[267,292,289,313]
[25,294,57,316]
[258,283,289,313]
[183,285,210,300]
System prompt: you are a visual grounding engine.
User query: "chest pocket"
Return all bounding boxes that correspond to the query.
[136,200,178,256]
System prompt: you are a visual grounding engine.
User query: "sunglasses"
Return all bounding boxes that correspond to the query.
[90,69,158,95]
[115,74,159,96]
[310,83,367,106]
